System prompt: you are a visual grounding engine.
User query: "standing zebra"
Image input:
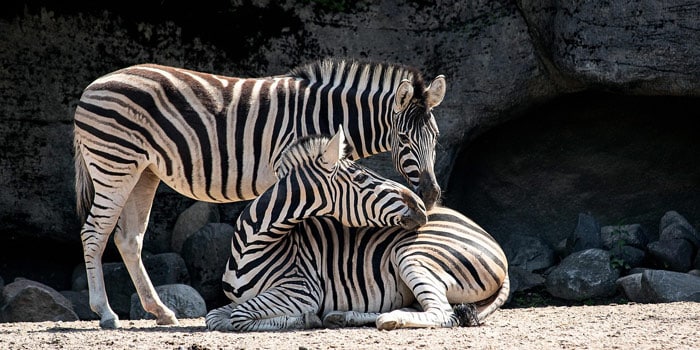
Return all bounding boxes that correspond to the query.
[205,132,509,332]
[73,58,445,328]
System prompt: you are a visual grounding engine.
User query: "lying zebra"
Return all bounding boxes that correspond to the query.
[206,129,509,331]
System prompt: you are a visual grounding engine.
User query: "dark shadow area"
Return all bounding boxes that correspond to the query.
[445,92,700,246]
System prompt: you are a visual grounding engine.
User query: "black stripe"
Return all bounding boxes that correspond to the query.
[234,80,256,199]
[158,73,216,200]
[251,80,272,196]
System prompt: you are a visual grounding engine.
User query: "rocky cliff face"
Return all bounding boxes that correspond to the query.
[1,0,698,288]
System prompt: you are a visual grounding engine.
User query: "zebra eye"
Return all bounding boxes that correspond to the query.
[354,172,368,182]
[398,133,410,144]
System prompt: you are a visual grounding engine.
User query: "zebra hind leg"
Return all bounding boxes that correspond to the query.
[113,169,177,325]
[81,189,127,329]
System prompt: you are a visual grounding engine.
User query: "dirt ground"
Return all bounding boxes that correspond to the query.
[0,302,698,350]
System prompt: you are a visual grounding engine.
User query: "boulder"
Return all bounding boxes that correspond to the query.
[618,270,700,303]
[181,223,234,309]
[171,201,220,254]
[545,249,620,301]
[565,213,602,255]
[503,235,556,273]
[0,279,78,322]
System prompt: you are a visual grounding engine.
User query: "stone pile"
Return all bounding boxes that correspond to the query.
[505,210,700,304]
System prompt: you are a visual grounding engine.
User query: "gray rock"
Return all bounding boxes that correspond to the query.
[60,290,99,321]
[601,224,648,250]
[545,249,620,301]
[503,235,556,272]
[130,284,206,320]
[171,201,220,254]
[566,213,602,255]
[640,270,700,303]
[616,273,653,303]
[609,245,646,270]
[647,239,694,272]
[659,211,699,247]
[71,264,88,292]
[181,223,234,309]
[619,270,700,303]
[545,0,700,94]
[0,279,78,322]
[509,266,546,293]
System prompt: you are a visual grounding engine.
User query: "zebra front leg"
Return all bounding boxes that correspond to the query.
[113,169,177,326]
[206,288,321,332]
[375,304,459,330]
[376,265,459,330]
[322,311,382,328]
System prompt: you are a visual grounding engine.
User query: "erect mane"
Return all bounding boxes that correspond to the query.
[287,58,427,102]
[276,133,354,177]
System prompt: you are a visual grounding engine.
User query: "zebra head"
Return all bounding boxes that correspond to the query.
[278,126,427,230]
[391,75,445,210]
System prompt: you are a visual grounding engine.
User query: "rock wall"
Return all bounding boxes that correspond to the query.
[1,0,698,289]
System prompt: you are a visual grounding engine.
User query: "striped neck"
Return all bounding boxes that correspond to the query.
[289,59,418,159]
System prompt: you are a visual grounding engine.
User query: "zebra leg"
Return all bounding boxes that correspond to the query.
[322,311,381,328]
[376,266,458,330]
[112,169,178,325]
[81,185,129,329]
[206,288,321,332]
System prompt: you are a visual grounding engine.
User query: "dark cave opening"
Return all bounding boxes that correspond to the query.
[445,92,700,246]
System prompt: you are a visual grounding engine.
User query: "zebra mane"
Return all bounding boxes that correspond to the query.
[276,134,354,178]
[287,57,427,103]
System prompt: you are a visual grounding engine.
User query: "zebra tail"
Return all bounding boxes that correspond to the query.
[476,272,510,323]
[74,137,94,224]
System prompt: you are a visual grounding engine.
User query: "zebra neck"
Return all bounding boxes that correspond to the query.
[297,83,397,159]
[233,178,322,245]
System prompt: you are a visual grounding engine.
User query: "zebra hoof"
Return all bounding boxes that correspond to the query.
[322,312,347,328]
[99,317,121,329]
[156,309,179,326]
[376,314,402,331]
[156,315,179,326]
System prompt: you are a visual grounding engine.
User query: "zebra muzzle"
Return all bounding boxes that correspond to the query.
[417,171,441,211]
[399,191,428,229]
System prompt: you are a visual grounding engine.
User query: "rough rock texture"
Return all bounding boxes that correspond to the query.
[545,249,620,300]
[1,0,699,294]
[0,279,79,322]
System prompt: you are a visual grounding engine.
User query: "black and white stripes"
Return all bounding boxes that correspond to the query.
[73,57,445,328]
[206,200,509,331]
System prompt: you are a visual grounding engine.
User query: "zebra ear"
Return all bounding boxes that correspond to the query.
[425,75,446,109]
[321,125,346,166]
[393,80,414,113]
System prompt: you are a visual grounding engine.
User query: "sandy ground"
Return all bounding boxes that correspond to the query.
[0,302,698,350]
